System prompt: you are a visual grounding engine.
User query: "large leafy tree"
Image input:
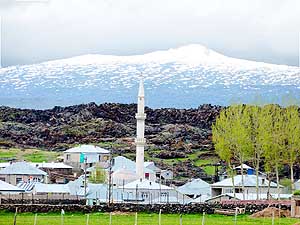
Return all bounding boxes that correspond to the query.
[284,106,300,191]
[212,108,236,197]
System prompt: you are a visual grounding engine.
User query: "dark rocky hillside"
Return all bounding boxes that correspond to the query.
[0,102,222,183]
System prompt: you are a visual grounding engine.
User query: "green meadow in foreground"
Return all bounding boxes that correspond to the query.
[0,212,299,225]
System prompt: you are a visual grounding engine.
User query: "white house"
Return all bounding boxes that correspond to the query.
[211,175,283,198]
[177,178,211,201]
[0,162,47,185]
[111,156,156,185]
[121,179,190,204]
[64,145,110,169]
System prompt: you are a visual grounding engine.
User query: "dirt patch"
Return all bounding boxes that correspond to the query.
[108,211,135,216]
[250,207,290,218]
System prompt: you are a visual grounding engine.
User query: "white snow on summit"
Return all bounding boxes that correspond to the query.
[0,44,299,108]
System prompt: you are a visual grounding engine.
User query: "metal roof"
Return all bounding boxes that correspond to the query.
[64,145,110,154]
[17,181,39,192]
[112,156,154,174]
[34,183,70,194]
[177,178,210,196]
[0,162,47,176]
[123,179,172,190]
[33,162,73,169]
[0,180,24,192]
[211,175,280,188]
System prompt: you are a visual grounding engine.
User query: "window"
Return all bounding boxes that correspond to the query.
[66,154,70,160]
[145,173,150,179]
[141,192,149,199]
[0,177,5,182]
[16,177,22,184]
[160,192,168,197]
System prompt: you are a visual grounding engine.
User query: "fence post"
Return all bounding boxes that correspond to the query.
[13,207,18,225]
[271,211,275,225]
[86,214,89,225]
[33,214,37,225]
[158,209,161,225]
[109,212,112,225]
[134,212,138,225]
[179,214,182,225]
[201,212,205,225]
[61,209,65,225]
[234,207,238,225]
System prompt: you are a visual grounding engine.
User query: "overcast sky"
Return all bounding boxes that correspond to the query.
[0,0,299,67]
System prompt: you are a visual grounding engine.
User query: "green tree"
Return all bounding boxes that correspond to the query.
[212,108,236,198]
[284,106,300,191]
[89,166,107,184]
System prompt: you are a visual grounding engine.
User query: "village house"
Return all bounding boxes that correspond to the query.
[210,174,283,198]
[63,145,110,169]
[110,156,157,185]
[0,162,47,185]
[177,178,211,201]
[0,180,24,194]
[33,162,74,184]
[120,179,189,204]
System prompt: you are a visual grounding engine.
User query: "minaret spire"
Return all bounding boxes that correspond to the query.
[135,77,146,179]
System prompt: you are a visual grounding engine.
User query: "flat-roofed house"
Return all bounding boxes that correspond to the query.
[0,162,47,185]
[64,145,110,169]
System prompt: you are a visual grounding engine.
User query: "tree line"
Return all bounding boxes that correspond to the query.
[212,104,300,199]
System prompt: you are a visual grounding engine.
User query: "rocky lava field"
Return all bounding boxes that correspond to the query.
[0,103,222,183]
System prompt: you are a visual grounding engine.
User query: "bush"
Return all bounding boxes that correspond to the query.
[293,190,300,196]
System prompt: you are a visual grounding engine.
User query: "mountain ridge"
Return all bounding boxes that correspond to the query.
[0,44,299,109]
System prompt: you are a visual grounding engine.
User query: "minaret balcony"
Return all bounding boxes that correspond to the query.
[135,138,146,145]
[135,113,146,120]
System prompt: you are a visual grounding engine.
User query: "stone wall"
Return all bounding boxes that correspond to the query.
[0,202,291,214]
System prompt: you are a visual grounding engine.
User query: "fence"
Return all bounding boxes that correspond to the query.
[0,193,84,205]
[0,210,296,225]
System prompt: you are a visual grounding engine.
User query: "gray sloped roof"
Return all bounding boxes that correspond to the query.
[0,180,24,192]
[0,162,47,176]
[34,183,70,194]
[111,156,154,174]
[211,175,281,188]
[64,145,110,154]
[177,178,210,196]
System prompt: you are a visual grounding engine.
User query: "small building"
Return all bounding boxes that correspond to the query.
[0,162,47,185]
[220,164,265,180]
[291,195,300,217]
[33,183,70,197]
[211,175,282,198]
[33,162,74,184]
[121,179,189,204]
[0,180,24,194]
[111,156,156,184]
[206,193,292,203]
[177,178,211,200]
[64,145,110,169]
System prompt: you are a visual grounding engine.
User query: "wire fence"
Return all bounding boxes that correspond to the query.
[0,212,299,225]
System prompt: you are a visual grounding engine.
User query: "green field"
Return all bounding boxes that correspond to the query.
[0,212,299,225]
[0,148,61,162]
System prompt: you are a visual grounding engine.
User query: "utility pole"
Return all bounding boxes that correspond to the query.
[84,156,87,201]
[108,146,113,206]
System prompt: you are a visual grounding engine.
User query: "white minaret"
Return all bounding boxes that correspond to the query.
[135,78,146,179]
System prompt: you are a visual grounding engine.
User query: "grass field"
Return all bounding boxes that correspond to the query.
[0,148,61,162]
[0,212,299,225]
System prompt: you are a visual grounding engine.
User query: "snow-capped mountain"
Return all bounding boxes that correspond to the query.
[0,44,300,109]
